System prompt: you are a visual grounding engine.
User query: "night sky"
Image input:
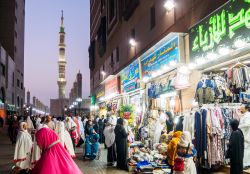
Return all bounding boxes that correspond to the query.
[24,0,90,106]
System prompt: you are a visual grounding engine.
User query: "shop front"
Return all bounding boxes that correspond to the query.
[185,0,250,169]
[119,59,144,128]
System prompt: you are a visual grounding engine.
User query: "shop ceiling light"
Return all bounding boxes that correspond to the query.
[234,39,247,48]
[206,52,217,60]
[188,63,196,70]
[243,60,250,64]
[196,58,206,65]
[160,91,177,98]
[220,67,228,71]
[163,65,169,71]
[142,76,150,83]
[164,0,175,11]
[156,70,163,76]
[218,47,230,55]
[179,65,189,74]
[152,72,157,78]
[169,60,177,67]
[129,38,136,47]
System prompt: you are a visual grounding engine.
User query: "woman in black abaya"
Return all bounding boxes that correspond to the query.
[227,119,244,174]
[114,118,128,170]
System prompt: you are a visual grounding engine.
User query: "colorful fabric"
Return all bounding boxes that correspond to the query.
[31,128,82,174]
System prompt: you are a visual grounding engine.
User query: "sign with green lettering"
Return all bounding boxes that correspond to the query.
[189,0,250,60]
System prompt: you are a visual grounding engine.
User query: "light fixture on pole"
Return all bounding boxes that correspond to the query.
[164,0,175,11]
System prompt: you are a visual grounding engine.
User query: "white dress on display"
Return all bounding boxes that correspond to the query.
[239,111,250,167]
[14,122,33,169]
[153,113,166,144]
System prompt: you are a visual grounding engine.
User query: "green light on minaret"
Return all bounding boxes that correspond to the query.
[60,10,64,33]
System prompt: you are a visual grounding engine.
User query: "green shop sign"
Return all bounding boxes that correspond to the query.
[189,0,250,60]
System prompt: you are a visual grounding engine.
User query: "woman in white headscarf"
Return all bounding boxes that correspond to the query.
[13,122,33,170]
[26,116,34,132]
[65,117,77,131]
[55,121,76,158]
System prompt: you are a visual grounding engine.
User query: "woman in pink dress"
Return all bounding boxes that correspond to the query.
[31,127,82,174]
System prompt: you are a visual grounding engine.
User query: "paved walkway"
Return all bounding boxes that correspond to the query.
[0,127,229,174]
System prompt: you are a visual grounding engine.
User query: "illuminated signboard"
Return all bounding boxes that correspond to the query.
[189,0,250,60]
[120,59,140,93]
[141,36,179,78]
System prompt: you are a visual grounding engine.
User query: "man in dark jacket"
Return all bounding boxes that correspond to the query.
[227,119,244,174]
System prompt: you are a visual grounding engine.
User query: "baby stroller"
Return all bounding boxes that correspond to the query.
[83,132,101,160]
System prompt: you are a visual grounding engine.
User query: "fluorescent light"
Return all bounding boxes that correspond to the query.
[207,52,217,60]
[234,39,247,48]
[243,60,250,64]
[169,60,177,67]
[152,72,157,78]
[179,65,189,74]
[188,63,196,70]
[220,67,228,71]
[129,38,136,47]
[164,0,175,11]
[196,58,206,65]
[160,91,177,98]
[143,76,150,83]
[218,47,230,55]
[163,65,169,71]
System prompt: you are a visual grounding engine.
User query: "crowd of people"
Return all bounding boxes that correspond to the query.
[6,113,133,173]
[4,103,250,174]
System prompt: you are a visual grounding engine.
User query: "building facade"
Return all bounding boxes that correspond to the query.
[0,0,25,116]
[89,0,228,95]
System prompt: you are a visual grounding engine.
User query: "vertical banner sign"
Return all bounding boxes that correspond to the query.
[141,36,179,78]
[189,0,250,60]
[120,59,140,93]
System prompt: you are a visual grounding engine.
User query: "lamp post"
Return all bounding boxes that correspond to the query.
[76,98,82,116]
[73,102,77,116]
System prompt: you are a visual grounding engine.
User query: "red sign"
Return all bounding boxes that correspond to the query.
[105,77,120,96]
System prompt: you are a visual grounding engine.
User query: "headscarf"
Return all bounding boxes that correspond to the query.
[31,128,82,174]
[26,116,34,130]
[117,118,124,125]
[230,119,239,131]
[103,121,115,148]
[55,121,75,158]
[167,131,183,166]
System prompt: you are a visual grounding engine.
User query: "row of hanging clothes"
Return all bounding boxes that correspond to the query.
[182,103,242,169]
[195,61,250,104]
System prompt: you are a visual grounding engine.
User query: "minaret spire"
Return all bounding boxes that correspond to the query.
[57,11,66,99]
[61,10,64,27]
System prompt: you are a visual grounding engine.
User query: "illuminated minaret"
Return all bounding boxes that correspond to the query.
[57,10,66,99]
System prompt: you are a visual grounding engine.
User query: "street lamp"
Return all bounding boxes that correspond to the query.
[73,102,77,116]
[76,98,82,116]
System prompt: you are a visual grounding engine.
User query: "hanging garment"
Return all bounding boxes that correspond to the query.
[195,79,216,104]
